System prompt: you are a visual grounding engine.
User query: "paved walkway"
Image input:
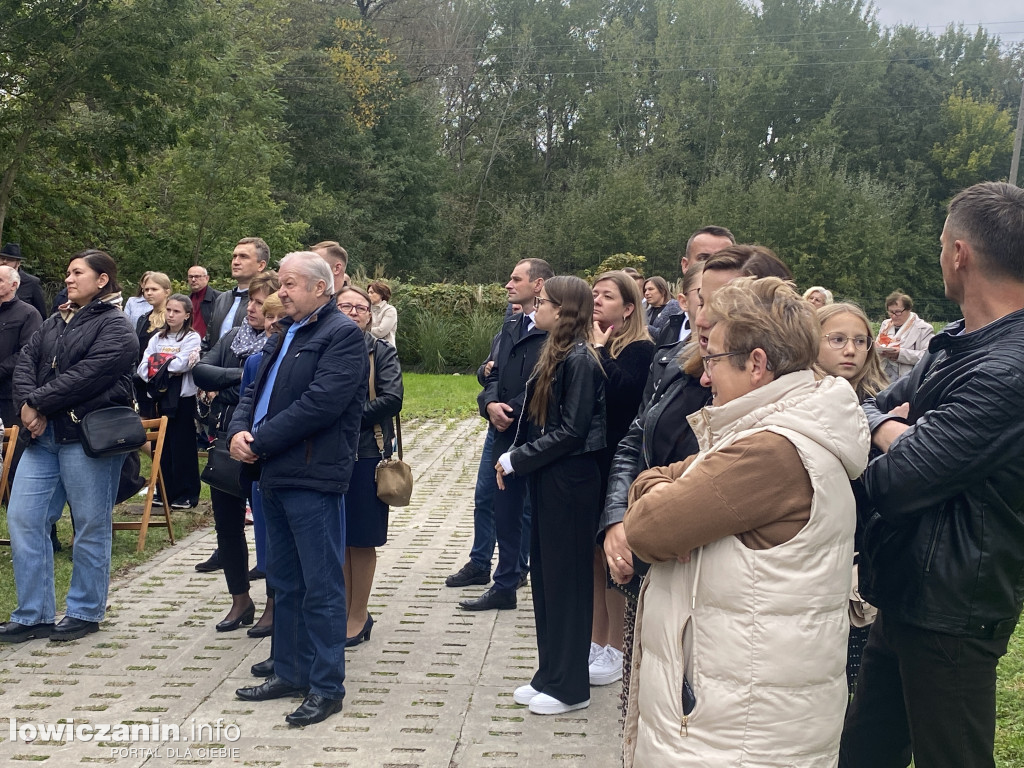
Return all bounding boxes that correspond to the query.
[0,418,623,767]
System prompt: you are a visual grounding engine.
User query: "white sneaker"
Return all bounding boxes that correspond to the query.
[513,684,540,705]
[588,641,603,666]
[528,692,590,715]
[589,645,623,686]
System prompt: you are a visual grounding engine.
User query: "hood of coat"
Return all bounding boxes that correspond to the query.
[688,369,869,481]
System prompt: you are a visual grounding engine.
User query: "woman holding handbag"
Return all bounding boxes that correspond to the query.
[193,271,279,632]
[135,293,202,509]
[496,275,607,716]
[0,249,138,643]
[335,286,404,647]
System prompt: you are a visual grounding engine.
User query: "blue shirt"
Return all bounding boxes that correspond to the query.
[252,315,308,428]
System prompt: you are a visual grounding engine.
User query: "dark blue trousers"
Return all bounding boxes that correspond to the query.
[263,486,347,700]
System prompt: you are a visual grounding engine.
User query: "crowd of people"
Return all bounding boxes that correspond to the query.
[0,180,1022,765]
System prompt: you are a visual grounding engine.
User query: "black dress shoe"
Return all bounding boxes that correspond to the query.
[0,621,55,644]
[285,693,344,726]
[49,616,99,642]
[247,622,273,638]
[235,674,306,701]
[195,550,222,573]
[459,586,516,611]
[216,603,255,632]
[251,658,275,678]
[517,570,529,589]
[345,615,373,648]
[248,567,266,581]
[445,561,491,588]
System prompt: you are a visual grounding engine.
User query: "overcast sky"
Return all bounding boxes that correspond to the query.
[871,0,1024,45]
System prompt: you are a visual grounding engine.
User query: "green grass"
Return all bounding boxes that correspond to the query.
[402,372,485,420]
[0,454,213,620]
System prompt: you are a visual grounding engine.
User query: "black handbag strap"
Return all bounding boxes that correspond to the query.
[368,350,402,460]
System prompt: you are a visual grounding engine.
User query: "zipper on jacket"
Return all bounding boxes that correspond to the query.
[679,714,688,737]
[924,509,947,572]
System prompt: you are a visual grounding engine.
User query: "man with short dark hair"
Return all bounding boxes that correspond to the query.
[203,237,269,352]
[0,243,47,319]
[230,250,366,727]
[655,225,736,347]
[310,241,348,294]
[840,181,1024,768]
[187,265,220,340]
[459,258,553,611]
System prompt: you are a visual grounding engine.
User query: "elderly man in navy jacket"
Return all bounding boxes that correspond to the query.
[229,251,367,727]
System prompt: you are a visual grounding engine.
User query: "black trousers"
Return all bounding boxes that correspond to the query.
[211,485,249,596]
[159,395,201,505]
[840,610,1009,768]
[528,452,600,706]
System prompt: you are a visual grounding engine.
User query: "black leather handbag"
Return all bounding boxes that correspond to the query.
[76,406,147,459]
[201,433,246,498]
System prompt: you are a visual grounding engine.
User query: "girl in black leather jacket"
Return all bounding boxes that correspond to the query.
[496,275,606,716]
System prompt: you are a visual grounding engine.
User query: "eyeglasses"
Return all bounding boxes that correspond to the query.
[700,350,747,373]
[338,302,370,315]
[887,308,905,317]
[535,296,561,308]
[187,274,206,280]
[823,333,870,350]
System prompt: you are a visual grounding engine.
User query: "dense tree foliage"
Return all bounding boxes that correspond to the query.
[1,0,1021,318]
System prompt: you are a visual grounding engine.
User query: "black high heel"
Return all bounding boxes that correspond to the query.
[216,602,256,632]
[345,615,373,648]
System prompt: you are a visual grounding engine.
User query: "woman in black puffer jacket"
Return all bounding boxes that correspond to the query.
[0,250,138,644]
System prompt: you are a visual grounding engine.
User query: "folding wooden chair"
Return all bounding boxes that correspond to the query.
[113,416,175,553]
[0,424,19,546]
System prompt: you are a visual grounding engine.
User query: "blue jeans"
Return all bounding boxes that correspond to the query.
[262,486,347,700]
[7,424,124,624]
[469,426,531,574]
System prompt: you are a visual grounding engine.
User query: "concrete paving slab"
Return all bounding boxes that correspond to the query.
[0,417,622,767]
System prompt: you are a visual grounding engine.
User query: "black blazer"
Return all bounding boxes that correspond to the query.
[477,312,547,454]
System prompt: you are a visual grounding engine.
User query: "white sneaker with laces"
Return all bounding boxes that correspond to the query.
[513,684,540,705]
[589,644,623,686]
[588,641,603,666]
[528,692,590,715]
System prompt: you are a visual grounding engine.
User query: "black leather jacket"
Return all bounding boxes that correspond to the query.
[508,342,606,476]
[13,298,138,443]
[859,308,1024,639]
[600,339,710,533]
[357,334,403,459]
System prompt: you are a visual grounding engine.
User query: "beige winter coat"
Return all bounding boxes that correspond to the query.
[876,312,934,380]
[622,372,869,768]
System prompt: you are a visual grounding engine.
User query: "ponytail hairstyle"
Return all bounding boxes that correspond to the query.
[159,294,194,339]
[528,276,599,426]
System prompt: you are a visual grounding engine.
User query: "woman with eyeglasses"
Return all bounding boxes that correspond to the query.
[816,302,889,694]
[335,287,404,648]
[497,276,606,716]
[622,278,869,768]
[875,291,934,381]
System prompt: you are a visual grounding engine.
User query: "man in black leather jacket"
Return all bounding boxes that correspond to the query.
[459,258,553,611]
[841,181,1024,768]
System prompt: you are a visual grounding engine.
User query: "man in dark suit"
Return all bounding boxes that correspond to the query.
[229,251,367,726]
[201,237,268,353]
[0,243,48,319]
[460,258,554,611]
